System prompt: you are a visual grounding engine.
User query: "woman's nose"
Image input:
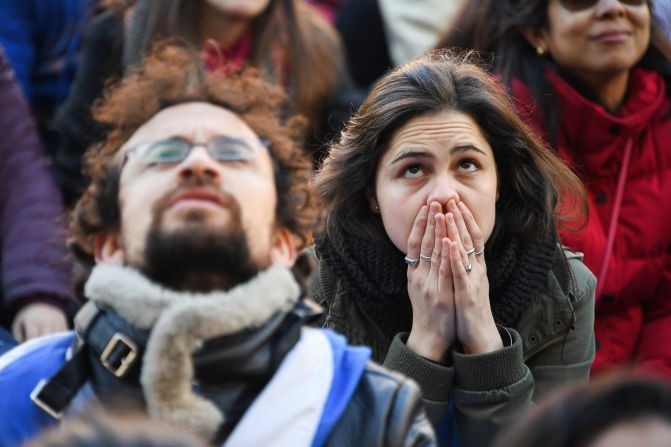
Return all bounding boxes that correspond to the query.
[594,0,626,18]
[425,175,460,212]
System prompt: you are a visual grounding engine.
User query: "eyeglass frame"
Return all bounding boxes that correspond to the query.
[122,135,271,169]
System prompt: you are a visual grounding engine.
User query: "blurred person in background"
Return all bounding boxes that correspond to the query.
[652,0,671,41]
[0,0,102,160]
[494,374,671,447]
[54,0,354,205]
[0,48,72,353]
[312,51,595,446]
[442,0,671,379]
[335,0,466,90]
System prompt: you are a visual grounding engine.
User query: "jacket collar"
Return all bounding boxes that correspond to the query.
[547,66,665,138]
[511,66,666,174]
[82,264,302,440]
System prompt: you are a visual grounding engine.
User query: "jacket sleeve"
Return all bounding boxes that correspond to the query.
[452,255,595,445]
[633,265,671,376]
[329,361,436,447]
[0,48,72,320]
[383,257,596,447]
[389,376,437,447]
[383,330,534,446]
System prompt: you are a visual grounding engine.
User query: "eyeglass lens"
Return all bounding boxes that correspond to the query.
[140,137,262,165]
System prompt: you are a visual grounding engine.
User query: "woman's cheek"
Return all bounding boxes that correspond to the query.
[381,206,415,253]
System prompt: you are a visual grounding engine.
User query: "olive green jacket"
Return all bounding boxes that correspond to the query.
[310,247,596,446]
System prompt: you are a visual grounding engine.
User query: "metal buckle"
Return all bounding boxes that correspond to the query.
[100,333,138,378]
[30,379,64,420]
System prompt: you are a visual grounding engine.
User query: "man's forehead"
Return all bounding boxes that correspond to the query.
[121,101,257,149]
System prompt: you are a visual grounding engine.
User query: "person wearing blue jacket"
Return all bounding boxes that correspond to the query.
[0,0,100,157]
[0,44,434,447]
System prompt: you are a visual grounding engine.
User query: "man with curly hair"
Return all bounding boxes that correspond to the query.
[0,45,434,447]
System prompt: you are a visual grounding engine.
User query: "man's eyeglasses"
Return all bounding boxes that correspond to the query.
[559,0,645,12]
[124,136,270,167]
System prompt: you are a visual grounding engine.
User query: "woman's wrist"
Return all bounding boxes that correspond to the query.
[407,328,452,362]
[461,322,504,355]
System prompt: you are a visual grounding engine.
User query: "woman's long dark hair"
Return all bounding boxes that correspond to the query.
[315,50,587,259]
[439,0,671,142]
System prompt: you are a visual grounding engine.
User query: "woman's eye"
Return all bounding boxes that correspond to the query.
[458,160,478,173]
[403,165,423,178]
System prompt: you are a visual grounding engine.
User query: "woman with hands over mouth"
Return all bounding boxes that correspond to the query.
[311,51,596,446]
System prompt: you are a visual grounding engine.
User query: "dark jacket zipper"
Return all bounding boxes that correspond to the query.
[523,326,574,363]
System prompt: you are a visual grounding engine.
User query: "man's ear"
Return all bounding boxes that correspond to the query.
[270,228,298,268]
[94,232,124,265]
[520,27,550,56]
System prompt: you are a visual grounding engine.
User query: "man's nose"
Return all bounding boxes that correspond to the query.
[426,174,460,212]
[177,146,220,181]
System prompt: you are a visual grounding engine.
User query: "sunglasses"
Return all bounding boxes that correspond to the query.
[558,0,646,12]
[125,136,269,167]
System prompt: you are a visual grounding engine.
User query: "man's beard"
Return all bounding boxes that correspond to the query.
[139,184,270,293]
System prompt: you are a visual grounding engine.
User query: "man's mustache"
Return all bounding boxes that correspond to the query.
[152,177,238,217]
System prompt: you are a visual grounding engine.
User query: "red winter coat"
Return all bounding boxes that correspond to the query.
[511,67,671,378]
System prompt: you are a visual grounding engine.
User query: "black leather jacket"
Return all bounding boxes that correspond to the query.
[327,361,435,446]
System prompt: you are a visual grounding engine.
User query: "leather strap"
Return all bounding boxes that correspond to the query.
[30,345,90,420]
[31,302,141,419]
[76,302,140,378]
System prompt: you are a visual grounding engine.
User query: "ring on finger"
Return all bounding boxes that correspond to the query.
[465,263,473,274]
[419,254,432,262]
[465,247,475,256]
[404,256,419,267]
[475,247,485,257]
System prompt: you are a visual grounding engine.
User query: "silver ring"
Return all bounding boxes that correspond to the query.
[465,263,473,274]
[475,247,485,257]
[419,254,432,262]
[404,256,419,267]
[465,247,475,256]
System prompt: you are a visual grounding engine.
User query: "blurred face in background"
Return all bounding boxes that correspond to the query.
[538,0,650,79]
[203,0,272,18]
[588,417,671,447]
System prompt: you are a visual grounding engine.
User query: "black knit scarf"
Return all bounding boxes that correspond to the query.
[316,231,557,339]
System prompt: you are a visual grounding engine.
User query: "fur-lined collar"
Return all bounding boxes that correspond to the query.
[84,264,301,441]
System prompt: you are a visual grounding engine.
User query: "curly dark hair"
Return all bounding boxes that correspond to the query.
[69,43,320,297]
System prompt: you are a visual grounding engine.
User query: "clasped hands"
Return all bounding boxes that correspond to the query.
[405,200,503,362]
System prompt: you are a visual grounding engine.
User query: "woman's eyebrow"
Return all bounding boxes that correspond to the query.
[451,144,488,157]
[390,151,434,165]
